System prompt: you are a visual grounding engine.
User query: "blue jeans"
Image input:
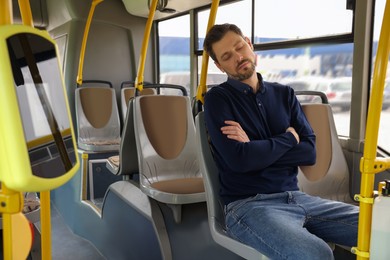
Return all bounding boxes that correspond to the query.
[225,191,359,260]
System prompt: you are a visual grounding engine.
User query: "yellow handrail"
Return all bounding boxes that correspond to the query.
[1,2,28,259]
[0,183,24,260]
[76,0,104,86]
[40,191,52,260]
[0,0,13,25]
[353,0,390,259]
[17,1,54,259]
[0,1,13,259]
[195,0,220,104]
[18,0,33,27]
[134,0,158,92]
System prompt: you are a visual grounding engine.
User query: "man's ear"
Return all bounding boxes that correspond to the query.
[245,36,253,50]
[214,61,225,73]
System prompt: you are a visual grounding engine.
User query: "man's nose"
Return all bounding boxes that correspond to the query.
[237,53,243,62]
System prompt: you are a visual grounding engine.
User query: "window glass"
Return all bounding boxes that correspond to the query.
[197,56,227,86]
[158,15,191,95]
[197,1,250,86]
[197,0,251,50]
[254,0,353,43]
[256,43,353,136]
[373,0,390,152]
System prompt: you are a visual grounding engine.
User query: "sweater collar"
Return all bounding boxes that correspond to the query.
[226,73,266,95]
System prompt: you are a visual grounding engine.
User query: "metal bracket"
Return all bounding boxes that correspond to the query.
[354,194,374,204]
[0,191,23,214]
[360,157,390,174]
[351,247,370,258]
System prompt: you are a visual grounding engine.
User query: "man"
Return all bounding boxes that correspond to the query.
[203,23,358,259]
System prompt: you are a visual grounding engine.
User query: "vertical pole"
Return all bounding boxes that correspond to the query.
[40,191,52,260]
[195,0,220,104]
[76,0,104,86]
[0,0,13,25]
[1,2,14,259]
[18,0,34,26]
[134,0,158,92]
[354,0,390,259]
[1,184,18,260]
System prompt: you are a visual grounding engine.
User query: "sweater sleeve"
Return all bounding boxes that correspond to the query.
[272,89,316,167]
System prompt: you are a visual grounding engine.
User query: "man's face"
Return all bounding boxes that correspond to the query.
[212,31,256,81]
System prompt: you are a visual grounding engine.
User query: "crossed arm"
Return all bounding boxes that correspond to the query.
[221,120,300,144]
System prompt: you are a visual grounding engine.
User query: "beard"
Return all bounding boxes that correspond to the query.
[226,59,256,81]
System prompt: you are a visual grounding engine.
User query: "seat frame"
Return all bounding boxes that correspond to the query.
[195,111,268,260]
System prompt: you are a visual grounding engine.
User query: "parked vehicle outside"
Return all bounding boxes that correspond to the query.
[280,76,324,103]
[315,77,352,111]
[282,76,352,111]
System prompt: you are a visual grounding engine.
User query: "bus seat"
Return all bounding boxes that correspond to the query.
[120,86,156,122]
[106,99,139,179]
[75,84,121,152]
[134,95,205,223]
[298,103,354,203]
[195,111,269,260]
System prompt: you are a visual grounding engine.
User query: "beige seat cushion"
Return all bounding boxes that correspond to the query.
[150,178,205,194]
[300,104,332,181]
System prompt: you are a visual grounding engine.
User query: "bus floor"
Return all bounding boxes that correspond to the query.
[30,204,105,260]
[15,204,355,260]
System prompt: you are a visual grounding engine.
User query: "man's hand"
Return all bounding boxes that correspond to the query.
[221,120,249,143]
[286,127,300,144]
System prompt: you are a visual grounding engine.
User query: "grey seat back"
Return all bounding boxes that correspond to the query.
[121,87,156,122]
[134,95,206,222]
[75,86,120,151]
[195,111,268,260]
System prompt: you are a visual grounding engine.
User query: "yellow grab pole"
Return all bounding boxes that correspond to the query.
[1,3,14,259]
[0,0,13,25]
[18,0,34,27]
[353,0,390,259]
[76,0,104,86]
[1,184,24,260]
[195,0,220,104]
[134,0,158,92]
[17,2,51,258]
[40,191,52,260]
[1,185,13,260]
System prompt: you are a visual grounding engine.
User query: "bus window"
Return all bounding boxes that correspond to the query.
[373,0,390,153]
[158,14,191,95]
[255,44,353,137]
[197,0,251,51]
[195,1,251,88]
[254,0,353,43]
[191,0,354,136]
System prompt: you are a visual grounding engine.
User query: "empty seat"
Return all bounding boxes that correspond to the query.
[133,95,205,223]
[298,101,354,203]
[195,111,268,260]
[106,99,139,179]
[120,86,156,122]
[75,81,120,152]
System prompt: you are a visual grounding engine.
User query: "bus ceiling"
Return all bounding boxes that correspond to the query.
[122,0,215,19]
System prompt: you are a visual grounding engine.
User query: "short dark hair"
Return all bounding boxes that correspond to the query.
[203,23,244,63]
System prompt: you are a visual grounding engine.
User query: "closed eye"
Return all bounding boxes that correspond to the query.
[221,53,232,62]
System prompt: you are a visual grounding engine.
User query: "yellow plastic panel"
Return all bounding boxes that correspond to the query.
[11,212,33,259]
[0,25,79,191]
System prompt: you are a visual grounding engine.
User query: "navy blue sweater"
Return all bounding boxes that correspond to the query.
[204,73,316,205]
